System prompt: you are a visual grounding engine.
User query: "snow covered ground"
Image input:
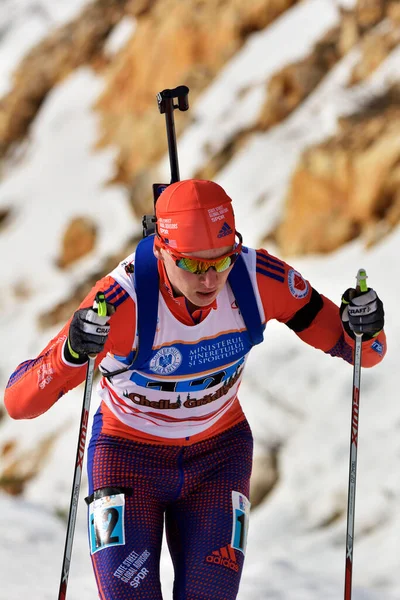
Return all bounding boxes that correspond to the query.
[1,0,399,598]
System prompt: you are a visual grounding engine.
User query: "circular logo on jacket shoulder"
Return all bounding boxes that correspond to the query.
[150,346,182,374]
[288,269,309,299]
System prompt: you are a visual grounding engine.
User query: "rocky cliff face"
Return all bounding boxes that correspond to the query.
[95,0,299,187]
[275,85,400,254]
[1,0,399,268]
[0,0,142,158]
[273,0,400,255]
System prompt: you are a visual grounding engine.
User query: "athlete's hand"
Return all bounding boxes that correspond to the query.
[340,287,384,338]
[66,293,115,362]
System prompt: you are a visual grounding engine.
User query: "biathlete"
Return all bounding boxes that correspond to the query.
[4,179,386,599]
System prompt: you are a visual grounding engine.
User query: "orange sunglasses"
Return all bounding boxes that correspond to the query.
[156,232,243,274]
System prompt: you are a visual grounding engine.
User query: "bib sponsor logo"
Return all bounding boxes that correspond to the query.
[149,346,182,375]
[288,269,309,299]
[123,364,243,410]
[238,494,246,511]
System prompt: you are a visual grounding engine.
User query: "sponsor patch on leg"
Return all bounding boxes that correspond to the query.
[113,548,151,586]
[88,490,126,554]
[231,491,250,555]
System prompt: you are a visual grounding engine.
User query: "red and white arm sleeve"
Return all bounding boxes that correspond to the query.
[4,275,136,419]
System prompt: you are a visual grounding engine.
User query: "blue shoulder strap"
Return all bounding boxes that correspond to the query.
[133,235,159,368]
[132,239,265,369]
[228,254,265,346]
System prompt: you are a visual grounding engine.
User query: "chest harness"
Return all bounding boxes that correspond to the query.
[102,235,265,379]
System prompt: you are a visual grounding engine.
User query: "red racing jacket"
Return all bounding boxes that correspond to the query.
[4,248,386,445]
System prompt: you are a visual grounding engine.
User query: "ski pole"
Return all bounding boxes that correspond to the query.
[58,292,107,600]
[344,268,368,600]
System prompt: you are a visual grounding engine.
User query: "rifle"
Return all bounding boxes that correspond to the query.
[142,85,189,237]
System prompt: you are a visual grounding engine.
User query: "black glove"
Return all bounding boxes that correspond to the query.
[340,287,384,339]
[64,294,115,364]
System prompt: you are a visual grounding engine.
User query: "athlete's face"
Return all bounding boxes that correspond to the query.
[155,245,234,311]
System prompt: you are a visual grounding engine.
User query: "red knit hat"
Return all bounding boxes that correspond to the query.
[155,179,236,252]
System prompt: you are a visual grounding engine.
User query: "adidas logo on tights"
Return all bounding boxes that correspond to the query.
[205,545,239,572]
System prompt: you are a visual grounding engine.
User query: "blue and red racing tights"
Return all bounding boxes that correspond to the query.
[86,413,253,599]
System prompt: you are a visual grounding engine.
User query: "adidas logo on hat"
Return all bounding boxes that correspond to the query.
[217,222,233,238]
[155,179,236,252]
